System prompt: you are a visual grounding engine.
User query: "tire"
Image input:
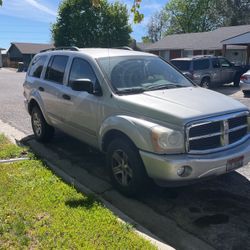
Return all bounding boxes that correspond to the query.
[106,137,149,197]
[31,106,54,142]
[233,74,240,87]
[201,77,211,89]
[243,90,250,97]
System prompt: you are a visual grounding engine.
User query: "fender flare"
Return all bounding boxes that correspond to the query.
[99,115,157,152]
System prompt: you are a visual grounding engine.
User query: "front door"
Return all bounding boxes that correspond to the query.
[61,57,101,147]
[219,58,235,84]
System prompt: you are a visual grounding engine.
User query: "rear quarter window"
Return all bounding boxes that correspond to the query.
[193,59,210,70]
[28,55,47,78]
[171,60,191,71]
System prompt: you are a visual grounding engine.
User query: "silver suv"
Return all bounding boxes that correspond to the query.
[23,47,250,196]
[171,55,244,88]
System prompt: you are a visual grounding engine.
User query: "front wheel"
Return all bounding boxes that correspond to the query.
[106,138,149,196]
[201,77,211,89]
[31,106,54,142]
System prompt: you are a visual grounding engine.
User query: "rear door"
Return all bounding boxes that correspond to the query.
[192,59,210,84]
[211,58,222,84]
[41,54,70,126]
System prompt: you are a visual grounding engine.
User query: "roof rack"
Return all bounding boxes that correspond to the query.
[40,46,80,53]
[114,46,133,51]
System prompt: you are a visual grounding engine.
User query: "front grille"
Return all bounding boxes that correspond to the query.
[187,112,249,153]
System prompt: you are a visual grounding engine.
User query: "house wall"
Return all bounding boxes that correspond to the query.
[8,45,23,61]
[0,51,2,67]
[159,50,170,60]
[23,54,34,69]
[225,49,247,66]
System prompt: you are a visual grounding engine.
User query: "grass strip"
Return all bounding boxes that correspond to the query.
[0,134,156,249]
[0,134,28,159]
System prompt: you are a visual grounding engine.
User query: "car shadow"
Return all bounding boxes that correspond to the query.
[21,131,250,250]
[212,84,241,96]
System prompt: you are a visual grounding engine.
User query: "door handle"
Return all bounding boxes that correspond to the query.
[38,87,44,92]
[62,94,71,100]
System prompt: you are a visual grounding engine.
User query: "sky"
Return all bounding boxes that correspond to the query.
[0,0,166,50]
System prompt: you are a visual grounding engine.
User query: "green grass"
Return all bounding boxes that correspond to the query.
[0,134,156,249]
[0,134,29,159]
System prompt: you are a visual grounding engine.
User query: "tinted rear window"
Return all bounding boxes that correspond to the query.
[45,55,69,84]
[29,55,47,78]
[171,60,191,71]
[193,59,210,70]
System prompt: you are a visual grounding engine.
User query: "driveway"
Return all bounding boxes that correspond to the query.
[1,69,250,249]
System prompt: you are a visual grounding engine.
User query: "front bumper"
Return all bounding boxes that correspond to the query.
[140,138,250,186]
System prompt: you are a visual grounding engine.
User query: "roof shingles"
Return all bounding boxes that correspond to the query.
[10,42,54,54]
[147,25,250,51]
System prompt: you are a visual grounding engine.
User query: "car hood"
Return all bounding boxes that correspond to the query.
[116,87,247,126]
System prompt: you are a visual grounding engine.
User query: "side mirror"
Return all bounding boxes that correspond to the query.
[71,79,102,96]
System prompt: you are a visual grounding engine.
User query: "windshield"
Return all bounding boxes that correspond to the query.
[171,60,191,71]
[97,56,193,94]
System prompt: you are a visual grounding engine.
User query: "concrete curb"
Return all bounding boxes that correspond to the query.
[0,119,214,250]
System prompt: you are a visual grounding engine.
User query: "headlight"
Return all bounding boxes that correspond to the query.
[151,126,184,154]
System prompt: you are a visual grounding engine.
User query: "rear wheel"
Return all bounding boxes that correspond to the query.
[201,77,211,89]
[106,137,149,196]
[31,106,54,142]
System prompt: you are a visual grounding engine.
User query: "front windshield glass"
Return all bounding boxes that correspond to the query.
[97,56,193,94]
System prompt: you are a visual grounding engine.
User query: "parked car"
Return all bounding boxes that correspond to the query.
[240,70,250,96]
[170,55,245,88]
[23,47,250,196]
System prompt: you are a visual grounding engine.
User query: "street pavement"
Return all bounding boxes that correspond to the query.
[1,68,250,250]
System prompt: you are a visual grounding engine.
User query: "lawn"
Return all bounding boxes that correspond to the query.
[0,134,156,249]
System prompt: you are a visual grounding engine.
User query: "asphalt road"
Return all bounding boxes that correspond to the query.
[0,68,31,134]
[1,68,250,250]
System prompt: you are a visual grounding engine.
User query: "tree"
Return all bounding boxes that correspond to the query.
[164,0,222,34]
[92,0,143,23]
[147,10,168,42]
[146,0,250,38]
[0,0,2,5]
[216,0,250,26]
[141,36,151,43]
[52,0,132,47]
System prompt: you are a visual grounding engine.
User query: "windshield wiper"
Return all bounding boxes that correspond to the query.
[116,87,145,95]
[145,83,184,91]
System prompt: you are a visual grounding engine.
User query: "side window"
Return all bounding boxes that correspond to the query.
[212,59,220,68]
[45,55,69,84]
[193,59,210,70]
[219,58,231,68]
[29,55,47,78]
[68,58,97,87]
